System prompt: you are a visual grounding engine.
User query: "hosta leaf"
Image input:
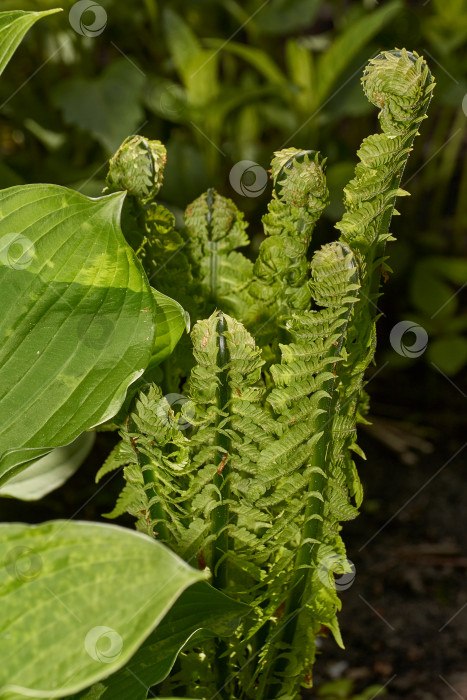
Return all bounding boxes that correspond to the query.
[71,582,250,700]
[100,290,189,428]
[0,184,156,483]
[0,521,207,698]
[0,432,95,501]
[147,290,190,371]
[0,9,61,76]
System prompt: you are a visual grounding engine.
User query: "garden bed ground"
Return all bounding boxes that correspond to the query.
[309,362,466,700]
[310,431,467,700]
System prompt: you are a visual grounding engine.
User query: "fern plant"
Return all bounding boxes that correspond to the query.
[0,12,436,700]
[93,49,433,699]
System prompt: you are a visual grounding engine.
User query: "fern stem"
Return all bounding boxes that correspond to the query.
[128,417,169,542]
[211,312,232,697]
[211,312,232,588]
[263,256,358,698]
[206,187,219,305]
[141,464,170,541]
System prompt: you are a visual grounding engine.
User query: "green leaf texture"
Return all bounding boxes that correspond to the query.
[147,290,190,371]
[72,582,250,700]
[0,9,61,77]
[0,521,207,698]
[0,184,157,482]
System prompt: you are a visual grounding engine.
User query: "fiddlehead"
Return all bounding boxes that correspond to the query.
[97,48,434,700]
[105,135,167,204]
[103,135,195,317]
[183,189,254,322]
[336,49,434,271]
[259,50,434,697]
[248,148,329,345]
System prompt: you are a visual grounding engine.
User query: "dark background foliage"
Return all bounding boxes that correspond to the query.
[1,1,466,698]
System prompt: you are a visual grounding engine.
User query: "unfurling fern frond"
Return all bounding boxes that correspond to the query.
[105,135,167,203]
[334,49,434,482]
[99,48,433,700]
[183,189,254,323]
[256,50,433,699]
[103,135,195,321]
[248,149,329,344]
[336,49,434,263]
[254,242,360,697]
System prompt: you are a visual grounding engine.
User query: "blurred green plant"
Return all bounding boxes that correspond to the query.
[409,257,467,375]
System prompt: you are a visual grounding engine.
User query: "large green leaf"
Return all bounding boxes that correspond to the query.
[72,582,251,700]
[0,184,157,483]
[98,290,189,429]
[0,9,61,76]
[0,433,95,501]
[0,521,207,698]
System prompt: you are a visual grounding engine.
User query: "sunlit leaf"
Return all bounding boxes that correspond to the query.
[147,290,190,371]
[205,40,289,85]
[0,184,156,483]
[0,9,61,77]
[0,521,207,698]
[71,582,250,700]
[316,1,402,103]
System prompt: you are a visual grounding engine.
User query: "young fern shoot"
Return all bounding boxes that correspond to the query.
[98,49,433,699]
